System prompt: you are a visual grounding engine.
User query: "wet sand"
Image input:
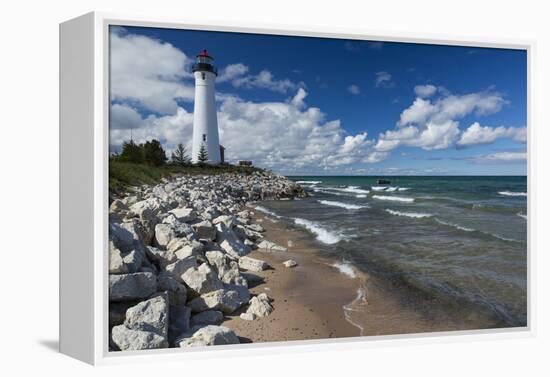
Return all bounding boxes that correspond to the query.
[223,216,360,342]
[223,210,501,343]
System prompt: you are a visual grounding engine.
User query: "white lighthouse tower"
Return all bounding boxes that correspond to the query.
[191,50,221,164]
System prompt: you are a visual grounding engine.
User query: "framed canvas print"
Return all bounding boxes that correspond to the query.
[60,12,532,365]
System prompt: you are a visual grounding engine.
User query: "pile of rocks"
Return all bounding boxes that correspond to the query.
[108,171,303,351]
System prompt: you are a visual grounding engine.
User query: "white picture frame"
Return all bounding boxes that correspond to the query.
[59,11,534,365]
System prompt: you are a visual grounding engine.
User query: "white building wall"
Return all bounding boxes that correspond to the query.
[191,70,221,164]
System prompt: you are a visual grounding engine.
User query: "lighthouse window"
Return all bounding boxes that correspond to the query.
[203,134,207,142]
[201,72,205,80]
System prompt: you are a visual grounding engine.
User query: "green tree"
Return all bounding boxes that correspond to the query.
[197,144,209,164]
[118,140,144,163]
[142,139,167,166]
[171,143,191,166]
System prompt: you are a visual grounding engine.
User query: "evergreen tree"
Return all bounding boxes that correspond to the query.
[142,139,167,166]
[171,143,191,166]
[197,144,209,164]
[118,140,144,163]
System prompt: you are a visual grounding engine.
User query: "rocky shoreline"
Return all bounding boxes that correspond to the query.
[108,170,307,351]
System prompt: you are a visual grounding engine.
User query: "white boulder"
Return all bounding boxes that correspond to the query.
[177,325,239,347]
[238,256,268,272]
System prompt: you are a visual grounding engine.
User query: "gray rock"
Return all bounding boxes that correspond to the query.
[257,239,288,253]
[109,301,137,327]
[111,294,169,350]
[109,241,127,274]
[247,223,265,233]
[168,207,196,223]
[221,261,247,286]
[193,220,216,241]
[215,222,250,258]
[177,325,239,347]
[189,310,224,327]
[109,272,157,301]
[241,293,273,320]
[168,305,191,346]
[166,237,189,252]
[124,294,169,337]
[174,241,204,260]
[282,259,298,268]
[181,264,224,295]
[154,223,177,247]
[212,215,235,228]
[164,256,197,283]
[187,289,243,314]
[109,223,135,253]
[111,326,168,350]
[155,222,196,247]
[157,271,187,306]
[238,256,268,272]
[110,199,129,213]
[121,249,143,273]
[145,246,177,269]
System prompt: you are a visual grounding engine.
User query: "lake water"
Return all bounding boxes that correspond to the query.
[255,176,528,327]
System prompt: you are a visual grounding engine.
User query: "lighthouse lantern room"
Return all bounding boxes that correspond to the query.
[191,50,221,164]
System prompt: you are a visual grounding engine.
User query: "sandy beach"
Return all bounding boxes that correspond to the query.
[223,208,502,343]
[223,214,361,342]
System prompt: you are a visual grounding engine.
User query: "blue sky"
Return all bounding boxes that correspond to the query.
[109,25,527,175]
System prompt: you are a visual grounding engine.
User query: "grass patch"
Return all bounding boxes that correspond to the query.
[109,160,263,194]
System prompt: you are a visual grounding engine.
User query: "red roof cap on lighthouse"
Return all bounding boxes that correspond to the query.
[197,49,213,59]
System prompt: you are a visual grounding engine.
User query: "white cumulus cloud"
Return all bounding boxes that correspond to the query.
[110,29,194,115]
[414,84,437,98]
[457,122,527,146]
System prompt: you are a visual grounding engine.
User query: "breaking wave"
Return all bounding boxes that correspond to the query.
[254,206,281,219]
[499,191,527,197]
[324,186,370,195]
[318,200,367,210]
[434,218,522,243]
[434,218,475,232]
[293,218,343,244]
[371,186,388,191]
[332,261,358,278]
[296,180,322,185]
[385,209,432,218]
[372,195,415,203]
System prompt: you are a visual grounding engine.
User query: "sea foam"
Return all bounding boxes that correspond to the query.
[499,191,527,197]
[517,212,528,220]
[296,180,322,185]
[332,261,357,278]
[324,186,370,195]
[293,218,342,244]
[371,186,388,191]
[343,287,368,336]
[254,206,281,219]
[435,218,475,232]
[372,195,414,203]
[318,200,367,210]
[385,209,432,218]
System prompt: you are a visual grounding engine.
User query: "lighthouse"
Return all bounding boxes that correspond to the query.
[191,50,221,164]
